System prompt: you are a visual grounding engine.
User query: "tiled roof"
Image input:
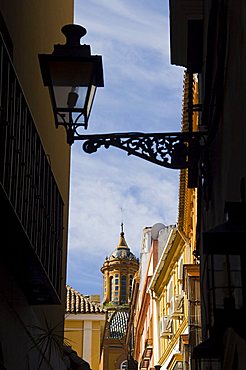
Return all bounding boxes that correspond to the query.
[66,285,105,314]
[107,310,129,339]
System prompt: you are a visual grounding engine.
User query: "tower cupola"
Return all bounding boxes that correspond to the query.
[101,224,139,306]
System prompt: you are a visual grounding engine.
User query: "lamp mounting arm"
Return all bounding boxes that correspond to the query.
[75,131,205,170]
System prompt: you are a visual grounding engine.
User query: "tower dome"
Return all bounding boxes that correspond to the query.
[101,224,139,306]
[109,227,138,261]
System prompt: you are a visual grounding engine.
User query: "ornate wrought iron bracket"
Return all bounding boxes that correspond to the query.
[75,131,206,171]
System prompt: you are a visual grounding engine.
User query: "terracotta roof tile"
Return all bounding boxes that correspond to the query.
[66,285,105,314]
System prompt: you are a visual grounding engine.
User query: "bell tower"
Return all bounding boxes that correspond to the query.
[100,224,139,370]
[101,224,139,306]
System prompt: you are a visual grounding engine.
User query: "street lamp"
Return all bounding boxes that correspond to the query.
[39,24,104,144]
[39,24,206,187]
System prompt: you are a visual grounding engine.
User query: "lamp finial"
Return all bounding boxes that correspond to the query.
[61,24,87,46]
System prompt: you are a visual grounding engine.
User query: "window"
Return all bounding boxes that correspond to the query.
[129,275,133,298]
[115,276,119,296]
[178,258,183,280]
[110,276,113,301]
[189,276,202,347]
[178,258,183,295]
[121,275,127,303]
[168,280,174,315]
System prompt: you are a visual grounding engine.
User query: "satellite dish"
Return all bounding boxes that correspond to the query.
[151,223,165,240]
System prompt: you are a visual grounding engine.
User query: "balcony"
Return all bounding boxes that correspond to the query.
[0,33,64,304]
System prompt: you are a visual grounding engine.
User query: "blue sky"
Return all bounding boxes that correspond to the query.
[66,0,184,297]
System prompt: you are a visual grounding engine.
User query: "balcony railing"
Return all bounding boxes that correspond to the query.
[0,32,64,303]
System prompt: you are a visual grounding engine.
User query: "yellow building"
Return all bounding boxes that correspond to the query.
[149,225,199,370]
[65,285,106,370]
[0,1,73,368]
[100,226,139,370]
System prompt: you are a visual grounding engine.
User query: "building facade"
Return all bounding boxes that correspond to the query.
[0,1,73,369]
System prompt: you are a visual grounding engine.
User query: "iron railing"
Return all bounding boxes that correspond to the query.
[0,32,64,300]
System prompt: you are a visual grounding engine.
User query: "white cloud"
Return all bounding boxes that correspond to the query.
[75,0,170,54]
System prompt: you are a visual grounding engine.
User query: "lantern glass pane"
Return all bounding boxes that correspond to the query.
[53,86,87,110]
[52,86,88,125]
[86,84,97,119]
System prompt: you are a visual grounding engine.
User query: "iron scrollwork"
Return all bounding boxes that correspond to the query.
[76,131,203,170]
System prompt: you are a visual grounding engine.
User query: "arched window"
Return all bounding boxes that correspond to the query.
[121,275,127,303]
[110,276,113,301]
[129,275,133,298]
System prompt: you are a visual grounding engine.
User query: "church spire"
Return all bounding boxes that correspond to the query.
[118,222,128,248]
